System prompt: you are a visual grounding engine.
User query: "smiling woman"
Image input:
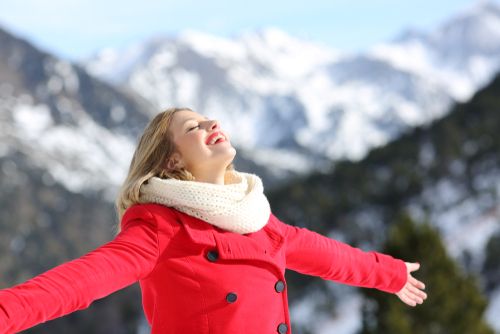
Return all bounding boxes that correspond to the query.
[162,110,235,184]
[0,107,427,334]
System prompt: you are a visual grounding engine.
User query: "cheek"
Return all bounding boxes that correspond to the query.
[179,133,206,154]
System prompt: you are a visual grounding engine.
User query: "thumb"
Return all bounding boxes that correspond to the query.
[406,262,420,273]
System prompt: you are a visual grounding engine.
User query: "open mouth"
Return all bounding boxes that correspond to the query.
[206,132,227,145]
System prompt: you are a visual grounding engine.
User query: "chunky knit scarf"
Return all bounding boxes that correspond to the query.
[139,170,271,234]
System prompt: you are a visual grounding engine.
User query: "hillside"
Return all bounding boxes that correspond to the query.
[268,71,500,333]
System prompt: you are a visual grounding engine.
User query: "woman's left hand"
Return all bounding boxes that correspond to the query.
[395,262,427,306]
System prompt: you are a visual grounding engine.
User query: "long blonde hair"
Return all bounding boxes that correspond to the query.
[115,107,234,232]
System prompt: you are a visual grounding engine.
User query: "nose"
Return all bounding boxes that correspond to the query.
[207,119,219,130]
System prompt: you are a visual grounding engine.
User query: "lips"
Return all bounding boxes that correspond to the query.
[205,131,226,145]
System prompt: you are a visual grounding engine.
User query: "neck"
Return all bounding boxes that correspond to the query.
[191,169,227,185]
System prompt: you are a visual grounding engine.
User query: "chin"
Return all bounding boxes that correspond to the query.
[220,143,236,154]
[223,148,236,166]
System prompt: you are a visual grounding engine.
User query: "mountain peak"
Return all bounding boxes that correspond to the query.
[242,27,296,44]
[433,0,500,56]
[238,27,335,53]
[467,0,500,16]
[443,0,500,29]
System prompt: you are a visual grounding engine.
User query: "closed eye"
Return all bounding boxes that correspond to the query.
[188,125,200,131]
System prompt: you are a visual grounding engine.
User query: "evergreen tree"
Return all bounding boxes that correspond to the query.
[360,214,493,334]
[483,232,500,292]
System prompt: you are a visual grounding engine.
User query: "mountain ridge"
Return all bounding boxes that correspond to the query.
[84,1,500,164]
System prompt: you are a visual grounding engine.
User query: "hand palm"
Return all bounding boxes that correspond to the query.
[396,262,427,306]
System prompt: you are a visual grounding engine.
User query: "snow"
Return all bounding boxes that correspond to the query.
[39,120,134,195]
[149,46,177,70]
[294,71,336,131]
[290,292,318,329]
[129,64,175,111]
[110,104,127,123]
[250,147,317,175]
[84,42,151,84]
[418,177,500,266]
[0,143,9,157]
[43,59,80,94]
[54,60,80,93]
[290,288,362,334]
[83,3,500,165]
[239,28,339,79]
[486,287,500,333]
[180,29,246,61]
[47,76,64,94]
[12,103,53,133]
[172,69,200,107]
[370,41,479,102]
[370,40,433,76]
[0,83,14,97]
[317,294,362,334]
[9,101,135,198]
[469,55,499,84]
[369,1,500,103]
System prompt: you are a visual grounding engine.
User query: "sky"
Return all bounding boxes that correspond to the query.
[0,0,498,61]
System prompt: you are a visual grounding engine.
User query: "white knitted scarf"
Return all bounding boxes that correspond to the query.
[139,170,271,234]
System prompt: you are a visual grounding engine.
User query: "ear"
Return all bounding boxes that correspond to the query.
[165,152,184,170]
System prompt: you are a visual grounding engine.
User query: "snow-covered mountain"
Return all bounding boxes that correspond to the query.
[85,1,500,164]
[0,25,307,200]
[85,28,336,173]
[371,1,500,101]
[0,26,153,197]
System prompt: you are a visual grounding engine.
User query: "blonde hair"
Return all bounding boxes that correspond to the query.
[115,107,234,233]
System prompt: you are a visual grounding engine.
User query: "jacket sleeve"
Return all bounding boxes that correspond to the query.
[0,205,160,334]
[278,219,407,293]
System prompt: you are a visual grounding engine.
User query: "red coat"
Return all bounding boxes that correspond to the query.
[0,203,407,334]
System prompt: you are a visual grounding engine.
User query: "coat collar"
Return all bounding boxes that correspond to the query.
[171,209,217,247]
[172,209,285,267]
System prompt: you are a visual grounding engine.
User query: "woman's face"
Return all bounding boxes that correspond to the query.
[167,110,236,176]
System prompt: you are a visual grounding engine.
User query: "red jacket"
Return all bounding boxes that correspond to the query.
[0,203,407,334]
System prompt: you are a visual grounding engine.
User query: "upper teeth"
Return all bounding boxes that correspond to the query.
[209,134,224,145]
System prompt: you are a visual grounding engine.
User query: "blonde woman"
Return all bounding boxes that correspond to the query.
[0,107,427,333]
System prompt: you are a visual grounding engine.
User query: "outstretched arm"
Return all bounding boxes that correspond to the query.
[0,205,160,334]
[277,217,407,293]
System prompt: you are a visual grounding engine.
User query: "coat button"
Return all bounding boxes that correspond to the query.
[226,292,238,303]
[277,323,288,333]
[206,250,219,262]
[275,280,285,293]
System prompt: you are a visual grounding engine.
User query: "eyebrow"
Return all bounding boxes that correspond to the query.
[182,116,210,126]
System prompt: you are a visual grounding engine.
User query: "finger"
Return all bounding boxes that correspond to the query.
[407,284,427,300]
[396,291,409,306]
[406,262,420,273]
[405,289,424,305]
[409,275,425,290]
[400,291,417,307]
[408,282,427,298]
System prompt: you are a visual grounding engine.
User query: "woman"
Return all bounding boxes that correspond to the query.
[0,107,427,334]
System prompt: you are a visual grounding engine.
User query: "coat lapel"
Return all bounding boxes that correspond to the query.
[174,210,285,267]
[171,209,217,247]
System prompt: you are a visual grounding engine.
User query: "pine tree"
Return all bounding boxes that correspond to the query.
[360,214,493,334]
[483,232,500,291]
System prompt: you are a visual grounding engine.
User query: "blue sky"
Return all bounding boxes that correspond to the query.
[0,0,497,61]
